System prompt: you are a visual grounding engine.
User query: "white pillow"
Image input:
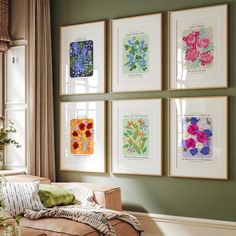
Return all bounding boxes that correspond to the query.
[2,181,44,216]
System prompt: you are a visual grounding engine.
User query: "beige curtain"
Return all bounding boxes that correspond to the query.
[27,0,56,181]
[0,0,10,52]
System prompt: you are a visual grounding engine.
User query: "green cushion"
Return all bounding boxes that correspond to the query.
[38,184,75,208]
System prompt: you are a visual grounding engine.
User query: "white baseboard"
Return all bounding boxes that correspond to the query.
[128,211,236,236]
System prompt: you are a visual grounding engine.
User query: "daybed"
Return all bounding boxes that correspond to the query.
[0,174,140,236]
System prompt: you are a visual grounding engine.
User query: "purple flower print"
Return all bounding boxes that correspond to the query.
[187,124,199,135]
[70,40,94,78]
[200,147,210,155]
[81,47,88,57]
[204,140,211,147]
[70,42,80,56]
[74,59,85,74]
[185,138,196,148]
[203,129,212,137]
[190,148,198,156]
[182,116,213,158]
[196,131,208,143]
[190,117,198,124]
[128,39,133,45]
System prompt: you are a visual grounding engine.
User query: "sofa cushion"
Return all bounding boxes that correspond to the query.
[20,217,139,236]
[2,181,45,216]
[38,184,75,208]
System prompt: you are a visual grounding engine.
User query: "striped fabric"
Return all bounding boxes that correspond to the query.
[0,0,11,52]
[24,185,143,236]
[2,181,45,216]
[65,185,95,205]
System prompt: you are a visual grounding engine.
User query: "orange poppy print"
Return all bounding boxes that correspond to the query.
[70,118,94,155]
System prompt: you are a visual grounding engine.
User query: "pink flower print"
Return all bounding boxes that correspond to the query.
[197,38,210,48]
[200,51,214,66]
[185,138,196,148]
[187,124,199,135]
[183,31,199,47]
[197,131,208,143]
[185,48,199,62]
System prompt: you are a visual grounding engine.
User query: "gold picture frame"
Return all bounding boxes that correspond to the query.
[168,96,228,179]
[110,13,163,93]
[168,4,228,90]
[60,101,106,173]
[60,21,106,95]
[111,98,163,176]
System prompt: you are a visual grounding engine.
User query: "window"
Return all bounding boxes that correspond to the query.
[4,46,27,170]
[1,0,28,171]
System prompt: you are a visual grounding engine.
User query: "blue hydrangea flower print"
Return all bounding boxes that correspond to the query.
[70,40,93,77]
[123,35,149,73]
[200,147,210,155]
[203,129,212,137]
[190,148,198,156]
[190,117,198,124]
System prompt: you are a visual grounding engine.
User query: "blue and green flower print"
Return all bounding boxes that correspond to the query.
[123,35,149,74]
[70,40,94,78]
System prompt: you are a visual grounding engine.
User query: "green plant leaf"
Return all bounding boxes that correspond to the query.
[142,146,147,153]
[143,47,148,52]
[133,143,141,154]
[132,123,138,129]
[141,137,147,142]
[133,130,138,140]
[141,139,147,150]
[124,45,130,50]
[128,139,133,145]
[127,130,132,135]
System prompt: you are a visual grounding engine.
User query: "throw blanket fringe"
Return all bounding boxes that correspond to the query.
[24,186,143,236]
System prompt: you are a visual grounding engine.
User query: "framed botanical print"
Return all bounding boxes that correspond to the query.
[112,99,162,175]
[169,96,228,179]
[60,21,106,95]
[111,13,162,92]
[169,4,228,90]
[60,101,106,172]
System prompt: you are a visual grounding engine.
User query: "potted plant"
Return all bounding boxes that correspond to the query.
[0,117,21,169]
[0,176,20,236]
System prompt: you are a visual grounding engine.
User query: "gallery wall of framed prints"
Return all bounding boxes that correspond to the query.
[59,4,229,179]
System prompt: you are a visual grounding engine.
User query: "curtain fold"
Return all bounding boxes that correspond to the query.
[27,0,56,181]
[0,0,10,52]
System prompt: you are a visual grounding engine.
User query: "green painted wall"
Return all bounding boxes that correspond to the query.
[50,0,236,222]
